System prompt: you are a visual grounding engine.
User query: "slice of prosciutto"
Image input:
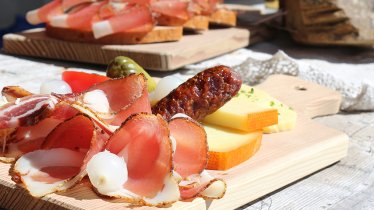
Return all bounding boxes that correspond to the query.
[191,0,217,15]
[87,113,180,206]
[26,0,64,25]
[92,4,154,38]
[50,2,106,30]
[67,74,151,127]
[1,103,78,162]
[0,94,58,130]
[2,86,32,102]
[61,0,96,11]
[13,114,108,197]
[168,114,226,200]
[151,0,190,20]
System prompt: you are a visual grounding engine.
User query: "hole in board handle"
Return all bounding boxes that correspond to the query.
[295,86,307,91]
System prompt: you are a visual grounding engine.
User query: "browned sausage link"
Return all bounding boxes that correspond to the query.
[152,65,242,121]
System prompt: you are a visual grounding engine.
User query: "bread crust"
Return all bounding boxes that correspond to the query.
[184,16,210,30]
[157,15,209,31]
[45,24,183,44]
[209,9,237,27]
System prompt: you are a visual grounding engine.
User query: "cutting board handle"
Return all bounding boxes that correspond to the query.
[257,75,341,118]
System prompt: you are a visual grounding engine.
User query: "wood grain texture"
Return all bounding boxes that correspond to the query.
[0,75,348,210]
[2,27,249,71]
[243,112,374,210]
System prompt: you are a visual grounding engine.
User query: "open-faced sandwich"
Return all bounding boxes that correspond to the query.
[26,0,237,44]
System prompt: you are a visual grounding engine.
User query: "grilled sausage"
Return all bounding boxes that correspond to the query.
[152,65,242,121]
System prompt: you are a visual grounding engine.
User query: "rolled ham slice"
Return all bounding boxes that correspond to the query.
[13,114,108,197]
[88,113,179,206]
[168,114,226,200]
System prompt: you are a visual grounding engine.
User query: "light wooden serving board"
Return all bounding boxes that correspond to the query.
[2,27,249,71]
[0,75,349,210]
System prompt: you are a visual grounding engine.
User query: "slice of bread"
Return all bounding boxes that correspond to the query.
[209,9,237,27]
[45,24,183,44]
[184,15,210,31]
[157,14,209,31]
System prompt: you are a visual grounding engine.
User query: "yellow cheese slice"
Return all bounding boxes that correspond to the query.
[203,85,278,132]
[203,84,297,133]
[204,124,262,170]
[239,85,297,133]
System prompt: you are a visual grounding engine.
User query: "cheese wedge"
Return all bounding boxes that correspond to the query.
[203,85,278,132]
[263,101,297,133]
[204,124,262,170]
[203,84,297,133]
[237,85,297,133]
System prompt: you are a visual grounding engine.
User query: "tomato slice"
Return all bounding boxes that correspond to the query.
[62,71,110,93]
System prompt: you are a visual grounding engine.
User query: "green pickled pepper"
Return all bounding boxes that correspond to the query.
[106,56,156,92]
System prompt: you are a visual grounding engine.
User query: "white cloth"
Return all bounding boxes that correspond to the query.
[185,49,374,111]
[0,54,64,93]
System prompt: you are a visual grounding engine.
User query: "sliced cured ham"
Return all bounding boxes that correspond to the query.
[98,1,131,20]
[87,113,179,206]
[92,4,154,38]
[13,114,108,197]
[50,2,106,30]
[151,0,190,20]
[68,74,151,126]
[62,0,96,11]
[179,171,226,200]
[1,103,78,162]
[168,115,208,177]
[0,94,58,129]
[26,0,64,25]
[168,114,226,200]
[1,86,32,102]
[191,0,217,15]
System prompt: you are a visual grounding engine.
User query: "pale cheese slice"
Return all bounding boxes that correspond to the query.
[204,124,262,170]
[203,84,296,133]
[203,85,278,132]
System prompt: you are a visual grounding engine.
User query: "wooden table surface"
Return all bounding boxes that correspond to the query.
[0,33,373,209]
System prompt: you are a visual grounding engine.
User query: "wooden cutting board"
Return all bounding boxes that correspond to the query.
[2,27,249,71]
[0,75,349,210]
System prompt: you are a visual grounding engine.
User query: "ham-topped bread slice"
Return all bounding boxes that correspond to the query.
[26,0,235,44]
